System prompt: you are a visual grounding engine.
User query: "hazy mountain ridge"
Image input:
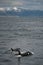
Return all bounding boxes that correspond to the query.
[0,7,43,16]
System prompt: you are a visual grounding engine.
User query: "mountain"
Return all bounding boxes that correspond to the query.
[0,7,43,16]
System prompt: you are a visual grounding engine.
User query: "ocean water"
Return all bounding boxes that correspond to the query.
[0,16,43,65]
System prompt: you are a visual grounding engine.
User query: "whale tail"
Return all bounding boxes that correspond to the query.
[11,48,14,51]
[11,48,21,55]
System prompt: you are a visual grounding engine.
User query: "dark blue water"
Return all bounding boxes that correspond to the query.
[0,16,43,65]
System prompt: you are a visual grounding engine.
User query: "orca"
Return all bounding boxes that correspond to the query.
[10,48,34,57]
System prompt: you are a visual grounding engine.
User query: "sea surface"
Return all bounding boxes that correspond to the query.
[0,16,43,65]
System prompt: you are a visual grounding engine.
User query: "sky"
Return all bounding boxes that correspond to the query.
[0,0,43,10]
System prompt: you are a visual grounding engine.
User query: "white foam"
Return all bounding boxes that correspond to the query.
[31,52,34,54]
[15,55,22,58]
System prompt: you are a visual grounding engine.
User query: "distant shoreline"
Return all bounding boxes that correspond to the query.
[0,16,43,18]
